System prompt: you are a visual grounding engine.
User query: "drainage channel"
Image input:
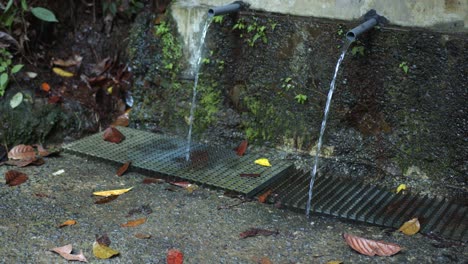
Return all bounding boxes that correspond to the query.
[63,127,292,197]
[266,169,467,242]
[64,127,467,242]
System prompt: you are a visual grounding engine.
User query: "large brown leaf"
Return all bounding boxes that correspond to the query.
[343,233,401,256]
[103,127,125,143]
[8,144,36,160]
[5,170,28,186]
[50,244,88,262]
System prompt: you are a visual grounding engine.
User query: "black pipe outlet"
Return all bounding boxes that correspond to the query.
[346,9,388,42]
[208,1,248,17]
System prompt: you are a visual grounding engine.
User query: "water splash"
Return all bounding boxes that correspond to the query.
[186,17,212,161]
[305,40,352,217]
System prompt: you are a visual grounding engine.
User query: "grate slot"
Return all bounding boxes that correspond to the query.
[361,191,394,224]
[333,186,372,217]
[345,186,380,218]
[384,194,420,228]
[296,176,341,211]
[312,180,351,213]
[421,199,450,234]
[443,205,466,240]
[321,183,364,215]
[432,203,460,237]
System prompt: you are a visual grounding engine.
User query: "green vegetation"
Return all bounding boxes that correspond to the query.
[232,17,276,47]
[351,46,365,56]
[154,21,183,73]
[294,94,307,104]
[0,49,23,96]
[212,15,224,24]
[399,61,409,74]
[102,0,144,17]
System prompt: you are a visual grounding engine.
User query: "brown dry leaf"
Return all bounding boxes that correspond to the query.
[103,127,125,143]
[258,189,273,203]
[398,218,420,235]
[252,256,272,264]
[4,158,36,167]
[169,181,191,188]
[50,244,88,262]
[5,170,28,186]
[59,219,77,228]
[116,161,131,176]
[343,233,401,256]
[135,233,151,239]
[121,217,147,227]
[52,54,83,67]
[111,109,131,127]
[167,249,184,264]
[142,178,165,184]
[240,173,261,178]
[8,144,36,160]
[96,234,111,246]
[95,195,119,204]
[240,228,279,239]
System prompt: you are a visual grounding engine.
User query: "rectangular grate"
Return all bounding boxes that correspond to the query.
[63,127,292,197]
[268,169,468,242]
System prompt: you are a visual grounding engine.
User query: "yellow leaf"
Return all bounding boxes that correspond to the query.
[107,86,113,94]
[185,184,199,193]
[121,218,147,227]
[327,261,343,264]
[93,187,133,197]
[52,67,74,77]
[398,217,420,235]
[254,158,271,167]
[396,184,406,194]
[92,242,119,259]
[59,219,77,228]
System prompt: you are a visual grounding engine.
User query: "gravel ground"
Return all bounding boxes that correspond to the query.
[0,153,466,263]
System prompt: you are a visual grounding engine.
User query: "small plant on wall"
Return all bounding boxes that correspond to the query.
[232,17,277,47]
[399,61,409,74]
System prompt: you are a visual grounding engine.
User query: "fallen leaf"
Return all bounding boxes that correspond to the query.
[240,173,261,178]
[121,217,147,227]
[3,158,39,167]
[127,204,153,217]
[0,31,20,49]
[52,54,83,67]
[53,169,65,175]
[41,82,51,92]
[25,72,38,78]
[10,92,23,108]
[142,178,165,184]
[398,218,420,235]
[240,228,279,239]
[343,233,401,256]
[255,158,271,167]
[134,233,151,239]
[8,144,36,160]
[252,256,272,264]
[326,261,343,264]
[103,127,125,143]
[53,67,74,78]
[116,161,131,176]
[111,109,130,127]
[5,170,28,186]
[167,249,183,264]
[95,195,119,204]
[185,184,199,193]
[96,234,111,246]
[93,187,133,197]
[170,181,191,188]
[92,241,119,259]
[50,244,88,262]
[258,189,273,203]
[396,184,406,194]
[59,219,77,228]
[48,95,62,104]
[236,140,248,156]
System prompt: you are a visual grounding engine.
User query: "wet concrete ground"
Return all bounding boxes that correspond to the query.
[0,153,466,263]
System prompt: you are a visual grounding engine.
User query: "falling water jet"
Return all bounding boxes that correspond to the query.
[186,2,248,161]
[305,10,387,217]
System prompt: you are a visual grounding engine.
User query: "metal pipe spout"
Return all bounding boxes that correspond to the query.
[346,9,388,42]
[208,1,248,17]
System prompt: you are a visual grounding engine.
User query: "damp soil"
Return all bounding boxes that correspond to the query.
[0,153,466,263]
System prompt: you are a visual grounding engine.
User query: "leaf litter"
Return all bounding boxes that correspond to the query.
[343,233,401,256]
[398,217,420,235]
[240,228,279,239]
[50,244,88,262]
[5,170,28,186]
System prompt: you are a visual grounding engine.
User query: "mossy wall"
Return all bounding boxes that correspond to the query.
[128,9,467,195]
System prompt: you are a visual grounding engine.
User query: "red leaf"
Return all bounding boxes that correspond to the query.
[41,82,51,92]
[116,161,131,176]
[343,233,401,256]
[142,178,165,184]
[5,170,28,186]
[103,127,125,143]
[8,144,36,160]
[240,173,261,178]
[235,140,248,156]
[240,228,279,239]
[48,95,62,104]
[258,189,273,203]
[167,249,183,264]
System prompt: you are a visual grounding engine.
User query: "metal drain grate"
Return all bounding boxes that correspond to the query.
[268,169,468,241]
[63,127,293,196]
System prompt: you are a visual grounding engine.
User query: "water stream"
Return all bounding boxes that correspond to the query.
[186,17,212,161]
[305,40,352,217]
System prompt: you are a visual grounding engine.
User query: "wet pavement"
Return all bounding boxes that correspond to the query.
[0,153,466,263]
